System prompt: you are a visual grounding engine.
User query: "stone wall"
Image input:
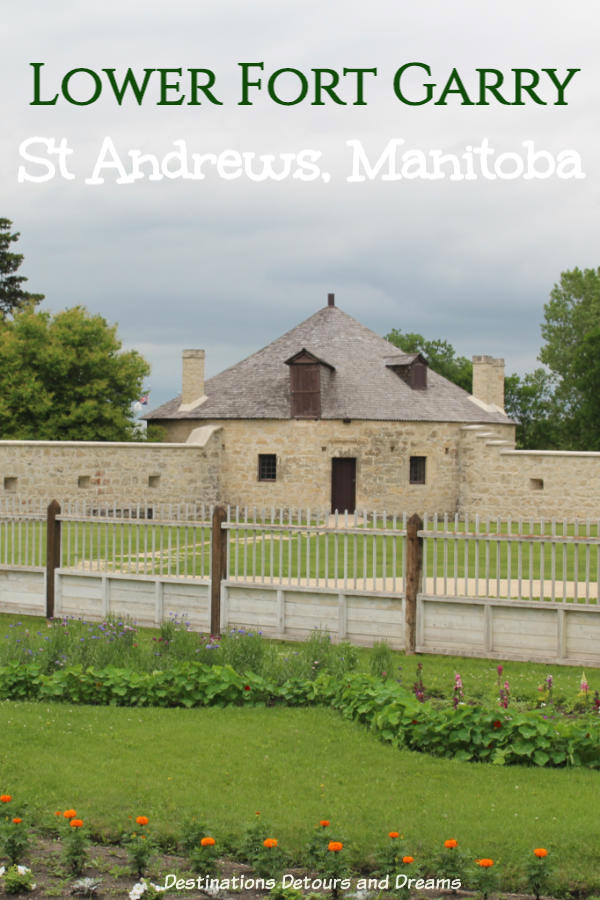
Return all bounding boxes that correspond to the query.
[458,424,600,518]
[162,417,498,513]
[3,417,600,519]
[0,436,222,508]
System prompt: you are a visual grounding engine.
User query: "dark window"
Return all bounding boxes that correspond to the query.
[258,454,277,481]
[410,360,427,390]
[290,362,320,417]
[409,456,426,484]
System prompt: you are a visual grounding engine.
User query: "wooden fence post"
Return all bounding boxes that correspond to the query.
[405,512,423,654]
[210,504,228,635]
[46,499,61,619]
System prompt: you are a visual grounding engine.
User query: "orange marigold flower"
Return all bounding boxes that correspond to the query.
[402,856,414,864]
[0,795,12,803]
[12,818,22,824]
[136,816,149,826]
[328,841,343,852]
[201,836,216,847]
[389,831,400,839]
[534,848,548,858]
[263,838,278,849]
[54,810,62,817]
[319,820,330,827]
[63,809,77,820]
[444,839,458,849]
[478,859,494,868]
[70,819,84,828]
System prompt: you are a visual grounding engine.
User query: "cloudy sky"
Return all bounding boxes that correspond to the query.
[3,1,598,409]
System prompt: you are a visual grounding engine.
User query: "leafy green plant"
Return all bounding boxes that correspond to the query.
[0,815,29,865]
[237,813,274,864]
[375,830,406,877]
[471,858,497,900]
[62,817,88,875]
[393,855,416,900]
[432,839,466,883]
[524,848,552,900]
[180,815,209,854]
[188,835,219,875]
[316,839,347,898]
[305,820,335,869]
[269,883,304,900]
[2,864,36,894]
[252,837,286,878]
[126,817,153,877]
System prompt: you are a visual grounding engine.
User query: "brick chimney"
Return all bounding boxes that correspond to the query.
[471,356,504,410]
[181,349,206,408]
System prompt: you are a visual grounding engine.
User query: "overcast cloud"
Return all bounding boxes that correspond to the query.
[2,1,598,408]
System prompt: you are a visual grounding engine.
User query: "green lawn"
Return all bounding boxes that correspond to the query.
[0,613,599,891]
[1,702,598,892]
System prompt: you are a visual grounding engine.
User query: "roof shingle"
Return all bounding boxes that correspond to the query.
[147,305,512,425]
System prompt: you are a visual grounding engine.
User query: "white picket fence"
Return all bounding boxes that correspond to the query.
[1,503,600,664]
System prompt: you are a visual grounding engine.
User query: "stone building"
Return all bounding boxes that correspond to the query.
[145,294,515,513]
[3,295,600,518]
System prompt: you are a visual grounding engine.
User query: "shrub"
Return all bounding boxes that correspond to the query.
[2,864,36,893]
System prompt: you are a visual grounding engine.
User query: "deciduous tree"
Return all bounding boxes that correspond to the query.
[539,266,600,449]
[0,306,150,440]
[384,329,473,391]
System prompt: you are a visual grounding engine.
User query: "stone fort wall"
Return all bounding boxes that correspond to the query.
[0,436,222,508]
[1,420,599,519]
[458,424,600,518]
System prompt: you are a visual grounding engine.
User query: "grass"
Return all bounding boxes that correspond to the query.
[1,701,599,892]
[0,612,599,890]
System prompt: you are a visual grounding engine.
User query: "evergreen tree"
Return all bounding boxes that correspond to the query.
[0,218,44,318]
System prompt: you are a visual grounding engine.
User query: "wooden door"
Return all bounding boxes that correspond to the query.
[331,458,356,513]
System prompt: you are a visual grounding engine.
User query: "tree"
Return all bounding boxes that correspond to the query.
[539,266,600,449]
[385,327,558,450]
[504,369,561,450]
[384,329,473,391]
[0,306,150,440]
[0,218,44,318]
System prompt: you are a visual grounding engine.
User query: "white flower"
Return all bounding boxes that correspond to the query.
[16,866,31,875]
[129,879,166,898]
[0,866,5,877]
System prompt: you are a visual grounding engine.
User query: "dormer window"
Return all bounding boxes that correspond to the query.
[385,353,428,390]
[285,349,335,418]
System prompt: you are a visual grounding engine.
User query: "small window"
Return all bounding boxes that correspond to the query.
[409,456,426,484]
[530,478,544,491]
[3,477,17,492]
[148,475,160,488]
[78,475,91,488]
[258,454,277,481]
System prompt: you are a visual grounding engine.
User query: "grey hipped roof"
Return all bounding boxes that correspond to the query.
[147,304,512,425]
